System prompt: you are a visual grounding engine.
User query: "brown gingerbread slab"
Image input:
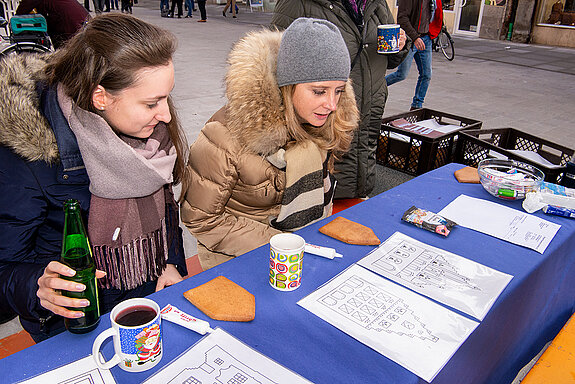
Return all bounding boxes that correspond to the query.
[183,276,255,322]
[319,216,380,245]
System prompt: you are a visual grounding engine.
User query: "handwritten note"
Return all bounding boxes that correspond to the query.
[438,194,561,254]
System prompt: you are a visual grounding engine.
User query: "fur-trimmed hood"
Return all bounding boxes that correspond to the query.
[223,28,357,156]
[0,54,58,163]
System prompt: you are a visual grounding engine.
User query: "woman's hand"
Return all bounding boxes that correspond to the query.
[398,29,407,51]
[37,261,106,319]
[155,264,183,291]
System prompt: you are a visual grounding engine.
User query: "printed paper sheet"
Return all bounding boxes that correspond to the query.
[18,354,116,384]
[358,232,513,320]
[438,194,561,254]
[144,328,312,384]
[298,264,479,383]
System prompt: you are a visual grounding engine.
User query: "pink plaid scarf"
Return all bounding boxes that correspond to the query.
[58,86,177,290]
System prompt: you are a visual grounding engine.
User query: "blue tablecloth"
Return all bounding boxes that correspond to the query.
[3,163,575,384]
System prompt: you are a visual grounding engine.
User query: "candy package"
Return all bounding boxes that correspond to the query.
[401,206,457,237]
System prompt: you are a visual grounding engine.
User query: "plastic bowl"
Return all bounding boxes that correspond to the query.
[477,159,544,200]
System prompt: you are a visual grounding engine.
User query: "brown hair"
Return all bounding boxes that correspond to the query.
[44,13,188,187]
[280,81,358,166]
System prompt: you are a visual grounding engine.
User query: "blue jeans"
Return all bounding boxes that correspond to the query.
[185,0,194,15]
[385,34,433,109]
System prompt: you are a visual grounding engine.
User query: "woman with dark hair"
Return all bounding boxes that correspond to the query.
[0,13,188,342]
[181,18,359,270]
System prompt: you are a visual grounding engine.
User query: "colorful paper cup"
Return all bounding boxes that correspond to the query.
[378,24,400,54]
[269,233,305,292]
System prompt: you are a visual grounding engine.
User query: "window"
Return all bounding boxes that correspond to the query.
[537,0,575,27]
[443,0,455,11]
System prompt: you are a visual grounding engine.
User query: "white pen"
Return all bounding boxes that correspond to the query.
[305,243,343,259]
[160,304,213,335]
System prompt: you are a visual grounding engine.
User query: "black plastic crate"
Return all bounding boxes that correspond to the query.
[377,108,482,175]
[454,128,574,184]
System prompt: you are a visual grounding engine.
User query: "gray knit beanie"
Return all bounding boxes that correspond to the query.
[276,18,350,87]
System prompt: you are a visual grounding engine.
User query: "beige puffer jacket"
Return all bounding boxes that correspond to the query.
[181,29,358,270]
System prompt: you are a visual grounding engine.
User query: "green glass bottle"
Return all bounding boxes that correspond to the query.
[60,199,100,333]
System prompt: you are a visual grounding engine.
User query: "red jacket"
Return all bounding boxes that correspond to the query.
[397,0,443,42]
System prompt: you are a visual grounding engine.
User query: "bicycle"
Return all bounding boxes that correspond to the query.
[0,14,53,58]
[432,25,455,61]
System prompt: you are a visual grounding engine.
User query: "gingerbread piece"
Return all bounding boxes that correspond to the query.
[454,166,480,183]
[319,216,380,245]
[183,276,255,322]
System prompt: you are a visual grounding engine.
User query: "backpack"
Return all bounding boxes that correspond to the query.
[9,14,48,35]
[429,0,444,40]
[8,14,52,48]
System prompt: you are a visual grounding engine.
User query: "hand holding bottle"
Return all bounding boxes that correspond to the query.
[37,261,106,319]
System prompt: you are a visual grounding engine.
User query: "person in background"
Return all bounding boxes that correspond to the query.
[385,0,443,110]
[15,0,91,49]
[185,0,195,18]
[271,0,408,200]
[181,18,359,270]
[169,0,183,18]
[222,0,237,18]
[0,13,188,342]
[121,0,133,14]
[93,0,105,13]
[227,2,239,15]
[196,0,207,21]
[161,0,170,15]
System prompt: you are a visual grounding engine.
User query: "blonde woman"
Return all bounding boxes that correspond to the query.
[181,18,359,270]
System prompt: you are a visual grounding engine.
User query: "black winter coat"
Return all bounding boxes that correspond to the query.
[0,55,186,339]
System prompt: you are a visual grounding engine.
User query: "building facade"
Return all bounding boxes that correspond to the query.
[385,0,575,48]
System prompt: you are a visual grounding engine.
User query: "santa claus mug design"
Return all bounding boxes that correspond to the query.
[92,298,163,372]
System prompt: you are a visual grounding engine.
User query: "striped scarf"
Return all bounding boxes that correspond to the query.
[268,141,335,231]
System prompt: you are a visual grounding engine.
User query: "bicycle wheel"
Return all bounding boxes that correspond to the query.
[438,31,455,61]
[0,42,52,58]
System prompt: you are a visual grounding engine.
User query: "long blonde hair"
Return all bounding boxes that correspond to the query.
[280,81,358,163]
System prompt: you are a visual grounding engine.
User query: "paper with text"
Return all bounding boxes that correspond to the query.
[438,194,561,254]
